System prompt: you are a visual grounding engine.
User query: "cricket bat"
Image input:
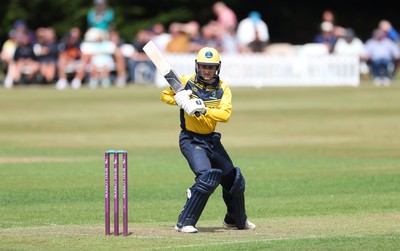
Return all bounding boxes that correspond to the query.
[143,40,200,117]
[143,40,184,93]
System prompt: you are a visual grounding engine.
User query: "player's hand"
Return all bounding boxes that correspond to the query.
[174,90,192,108]
[183,98,206,116]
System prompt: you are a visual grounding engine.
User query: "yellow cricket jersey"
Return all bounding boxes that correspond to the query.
[160,74,232,134]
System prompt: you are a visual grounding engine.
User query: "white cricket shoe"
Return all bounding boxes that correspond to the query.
[71,78,82,89]
[116,75,127,87]
[55,78,68,90]
[4,77,13,89]
[223,220,256,230]
[174,225,198,233]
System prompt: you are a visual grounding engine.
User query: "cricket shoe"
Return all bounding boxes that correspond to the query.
[174,225,198,233]
[223,220,256,230]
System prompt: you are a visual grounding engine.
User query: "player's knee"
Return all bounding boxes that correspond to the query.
[194,169,223,194]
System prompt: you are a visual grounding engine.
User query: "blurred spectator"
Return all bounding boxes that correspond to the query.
[165,22,191,53]
[5,33,40,87]
[2,20,36,87]
[220,26,239,54]
[378,20,400,43]
[212,2,237,34]
[87,0,114,31]
[185,21,204,52]
[109,30,127,86]
[1,31,19,76]
[56,27,84,90]
[196,21,222,51]
[236,11,269,53]
[333,28,369,75]
[313,21,337,53]
[10,19,36,45]
[151,23,172,53]
[322,10,335,24]
[34,27,59,84]
[247,30,268,53]
[81,28,116,88]
[364,29,400,86]
[320,10,345,45]
[127,29,155,83]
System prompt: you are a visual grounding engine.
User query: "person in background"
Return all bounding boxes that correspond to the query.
[7,33,40,87]
[56,27,84,90]
[87,0,114,31]
[212,1,237,35]
[82,28,116,88]
[378,20,400,43]
[314,21,337,53]
[165,22,191,53]
[127,29,154,83]
[236,11,269,53]
[109,30,127,87]
[378,19,400,75]
[151,23,172,53]
[364,28,400,86]
[333,28,368,76]
[247,30,268,53]
[160,47,256,233]
[34,27,59,84]
[1,31,19,85]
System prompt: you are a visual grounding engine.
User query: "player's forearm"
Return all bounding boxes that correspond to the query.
[205,108,231,122]
[160,89,177,105]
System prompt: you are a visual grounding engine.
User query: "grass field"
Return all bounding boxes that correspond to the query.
[0,81,399,250]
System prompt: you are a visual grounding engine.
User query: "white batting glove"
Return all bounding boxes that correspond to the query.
[174,89,192,108]
[183,98,206,116]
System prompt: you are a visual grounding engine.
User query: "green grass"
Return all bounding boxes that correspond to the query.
[0,82,399,250]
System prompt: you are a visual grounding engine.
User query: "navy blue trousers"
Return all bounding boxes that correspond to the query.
[179,130,235,187]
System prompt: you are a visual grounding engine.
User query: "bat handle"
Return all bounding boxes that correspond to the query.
[195,111,200,117]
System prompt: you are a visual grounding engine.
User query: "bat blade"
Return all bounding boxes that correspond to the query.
[143,41,183,93]
[143,40,200,117]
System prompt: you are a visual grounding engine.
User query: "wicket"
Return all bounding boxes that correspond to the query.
[105,150,128,236]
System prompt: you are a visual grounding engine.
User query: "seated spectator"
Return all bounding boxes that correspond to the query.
[379,19,400,43]
[220,26,239,54]
[333,28,368,75]
[127,29,155,83]
[165,22,191,53]
[109,30,127,86]
[248,30,268,53]
[314,21,337,53]
[34,27,59,84]
[364,29,400,86]
[191,21,222,52]
[1,31,19,79]
[5,33,39,87]
[81,28,116,88]
[236,11,269,53]
[56,27,84,90]
[185,21,205,52]
[10,19,36,45]
[151,23,172,53]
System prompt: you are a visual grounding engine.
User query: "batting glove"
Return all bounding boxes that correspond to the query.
[174,89,192,108]
[183,98,206,116]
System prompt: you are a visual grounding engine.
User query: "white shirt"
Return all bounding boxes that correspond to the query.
[236,18,269,46]
[334,37,367,58]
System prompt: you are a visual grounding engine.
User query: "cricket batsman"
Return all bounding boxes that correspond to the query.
[160,47,256,233]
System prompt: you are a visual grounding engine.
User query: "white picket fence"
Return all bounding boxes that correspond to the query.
[154,54,360,87]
